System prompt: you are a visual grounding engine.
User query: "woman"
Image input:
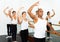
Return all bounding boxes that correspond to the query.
[3,7,12,38]
[46,9,55,39]
[19,11,29,42]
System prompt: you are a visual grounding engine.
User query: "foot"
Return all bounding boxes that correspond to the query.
[12,41,18,42]
[6,36,12,38]
[46,37,52,39]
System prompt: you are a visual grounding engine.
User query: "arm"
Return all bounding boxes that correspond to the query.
[27,2,39,19]
[18,16,22,24]
[47,22,54,31]
[47,22,57,34]
[28,22,34,28]
[17,7,24,15]
[51,9,55,17]
[28,24,35,28]
[46,16,48,20]
[3,7,9,16]
[47,22,60,36]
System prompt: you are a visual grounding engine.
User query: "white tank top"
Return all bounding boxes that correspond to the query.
[34,18,47,38]
[21,20,28,30]
[48,17,52,23]
[7,16,12,24]
[11,16,17,24]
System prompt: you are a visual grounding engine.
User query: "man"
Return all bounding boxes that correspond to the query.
[27,1,57,42]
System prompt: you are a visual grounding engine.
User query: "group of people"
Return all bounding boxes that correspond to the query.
[3,1,59,42]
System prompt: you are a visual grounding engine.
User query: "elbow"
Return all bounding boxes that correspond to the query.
[27,9,31,14]
[27,10,30,14]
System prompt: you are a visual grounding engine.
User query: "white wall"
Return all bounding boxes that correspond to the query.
[0,0,60,35]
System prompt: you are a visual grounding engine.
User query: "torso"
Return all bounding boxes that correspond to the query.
[34,18,47,38]
[47,16,52,23]
[11,15,17,24]
[21,18,28,30]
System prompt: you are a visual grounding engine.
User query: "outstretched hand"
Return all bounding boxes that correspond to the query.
[19,6,24,10]
[52,9,55,12]
[6,6,9,9]
[33,1,39,6]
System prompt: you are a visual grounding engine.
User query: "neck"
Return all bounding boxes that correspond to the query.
[23,17,26,19]
[48,15,50,17]
[38,16,43,19]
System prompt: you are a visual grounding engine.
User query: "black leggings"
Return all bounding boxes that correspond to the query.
[34,37,46,42]
[20,29,28,42]
[47,22,52,37]
[11,24,17,41]
[7,24,12,36]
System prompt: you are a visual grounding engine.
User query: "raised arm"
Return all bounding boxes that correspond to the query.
[17,7,24,15]
[3,7,9,16]
[27,2,39,19]
[51,9,55,17]
[18,16,22,24]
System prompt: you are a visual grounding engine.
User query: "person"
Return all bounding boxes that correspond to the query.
[11,7,24,42]
[11,10,19,42]
[3,7,12,38]
[18,11,32,42]
[59,21,60,24]
[27,1,57,42]
[46,9,55,39]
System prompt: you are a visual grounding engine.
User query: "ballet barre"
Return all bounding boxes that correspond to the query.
[52,24,60,26]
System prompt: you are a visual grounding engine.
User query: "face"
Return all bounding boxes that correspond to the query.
[12,12,16,15]
[22,12,26,18]
[48,12,50,16]
[38,9,43,17]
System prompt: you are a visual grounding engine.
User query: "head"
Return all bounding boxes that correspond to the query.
[12,11,16,15]
[22,11,26,18]
[47,11,50,16]
[59,21,60,24]
[37,8,43,17]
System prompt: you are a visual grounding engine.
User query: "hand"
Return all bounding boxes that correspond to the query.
[5,6,9,9]
[52,9,54,12]
[33,1,39,6]
[52,30,57,34]
[9,8,13,11]
[19,6,24,10]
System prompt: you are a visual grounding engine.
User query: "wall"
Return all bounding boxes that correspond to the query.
[0,0,60,35]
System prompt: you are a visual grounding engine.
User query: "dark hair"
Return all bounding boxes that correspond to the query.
[22,11,26,15]
[47,11,50,15]
[12,11,16,14]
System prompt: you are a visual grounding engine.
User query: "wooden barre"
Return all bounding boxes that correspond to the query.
[52,24,60,26]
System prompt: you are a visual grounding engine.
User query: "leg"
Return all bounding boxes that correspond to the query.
[11,25,17,41]
[7,24,11,36]
[20,29,28,42]
[47,25,50,37]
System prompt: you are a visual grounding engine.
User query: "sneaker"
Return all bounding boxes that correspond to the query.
[6,36,12,38]
[12,41,18,42]
[46,37,52,39]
